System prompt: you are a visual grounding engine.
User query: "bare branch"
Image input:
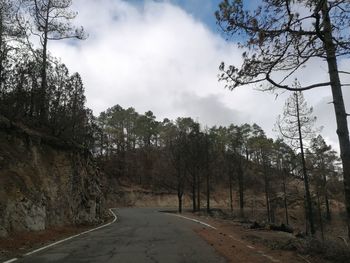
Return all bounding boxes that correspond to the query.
[266,74,331,91]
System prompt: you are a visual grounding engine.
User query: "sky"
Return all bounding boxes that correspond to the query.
[48,0,350,151]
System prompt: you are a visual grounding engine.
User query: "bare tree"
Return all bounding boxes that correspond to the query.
[216,0,350,238]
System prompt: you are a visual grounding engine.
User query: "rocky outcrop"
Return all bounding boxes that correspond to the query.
[0,116,106,237]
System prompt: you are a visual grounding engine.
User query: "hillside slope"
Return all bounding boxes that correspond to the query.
[0,116,106,237]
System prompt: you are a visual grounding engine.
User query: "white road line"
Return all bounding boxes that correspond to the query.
[2,259,18,263]
[167,214,217,230]
[169,214,281,263]
[1,208,118,263]
[166,212,280,263]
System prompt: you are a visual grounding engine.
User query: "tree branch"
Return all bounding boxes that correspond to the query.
[266,74,331,91]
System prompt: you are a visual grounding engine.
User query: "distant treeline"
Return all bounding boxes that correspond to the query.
[94,105,342,224]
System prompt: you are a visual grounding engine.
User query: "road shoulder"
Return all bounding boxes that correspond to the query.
[177,212,330,263]
[0,209,117,263]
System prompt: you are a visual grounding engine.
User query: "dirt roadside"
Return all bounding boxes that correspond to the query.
[0,209,115,263]
[0,209,340,263]
[183,213,332,263]
[0,225,94,261]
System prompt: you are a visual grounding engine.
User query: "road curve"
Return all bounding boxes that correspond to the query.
[16,208,226,263]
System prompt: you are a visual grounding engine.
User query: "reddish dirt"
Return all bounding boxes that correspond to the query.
[0,225,92,260]
[184,214,331,263]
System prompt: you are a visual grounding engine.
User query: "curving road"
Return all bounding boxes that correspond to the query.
[15,208,226,263]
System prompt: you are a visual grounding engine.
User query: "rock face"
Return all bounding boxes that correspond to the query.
[0,116,105,237]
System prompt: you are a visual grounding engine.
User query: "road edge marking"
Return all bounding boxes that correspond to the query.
[1,208,118,263]
[166,213,217,230]
[2,259,18,263]
[166,213,281,263]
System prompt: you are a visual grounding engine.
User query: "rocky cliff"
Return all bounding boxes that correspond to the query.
[0,116,106,237]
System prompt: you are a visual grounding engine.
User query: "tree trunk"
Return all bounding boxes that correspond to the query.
[192,172,196,212]
[296,91,315,235]
[322,2,350,238]
[206,168,210,214]
[178,191,183,214]
[322,171,331,220]
[264,164,271,223]
[317,191,325,242]
[0,9,4,95]
[229,170,233,214]
[0,14,5,89]
[320,157,331,221]
[197,173,201,212]
[324,188,331,221]
[282,170,289,225]
[205,134,210,214]
[237,158,244,218]
[40,18,49,123]
[177,167,185,213]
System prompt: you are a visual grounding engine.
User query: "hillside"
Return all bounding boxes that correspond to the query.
[0,115,106,238]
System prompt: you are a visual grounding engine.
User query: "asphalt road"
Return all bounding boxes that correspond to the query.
[16,208,226,263]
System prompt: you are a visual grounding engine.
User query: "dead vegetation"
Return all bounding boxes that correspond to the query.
[0,225,91,261]
[188,205,350,263]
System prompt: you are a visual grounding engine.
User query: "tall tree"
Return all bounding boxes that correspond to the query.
[277,89,317,235]
[176,117,201,212]
[169,129,187,214]
[136,110,159,184]
[227,124,247,217]
[0,0,10,91]
[167,118,196,213]
[249,131,275,223]
[22,0,86,122]
[274,138,296,226]
[309,135,339,220]
[67,72,86,140]
[216,0,350,237]
[0,0,24,99]
[204,131,211,213]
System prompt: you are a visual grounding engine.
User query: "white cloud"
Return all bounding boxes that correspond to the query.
[48,0,349,152]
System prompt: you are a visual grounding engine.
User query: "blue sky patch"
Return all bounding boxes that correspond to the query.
[126,0,222,32]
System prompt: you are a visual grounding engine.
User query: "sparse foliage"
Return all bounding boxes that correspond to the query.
[21,0,87,122]
[216,0,350,238]
[277,88,318,235]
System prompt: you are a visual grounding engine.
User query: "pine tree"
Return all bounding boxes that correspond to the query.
[277,86,318,235]
[22,0,86,123]
[216,0,350,238]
